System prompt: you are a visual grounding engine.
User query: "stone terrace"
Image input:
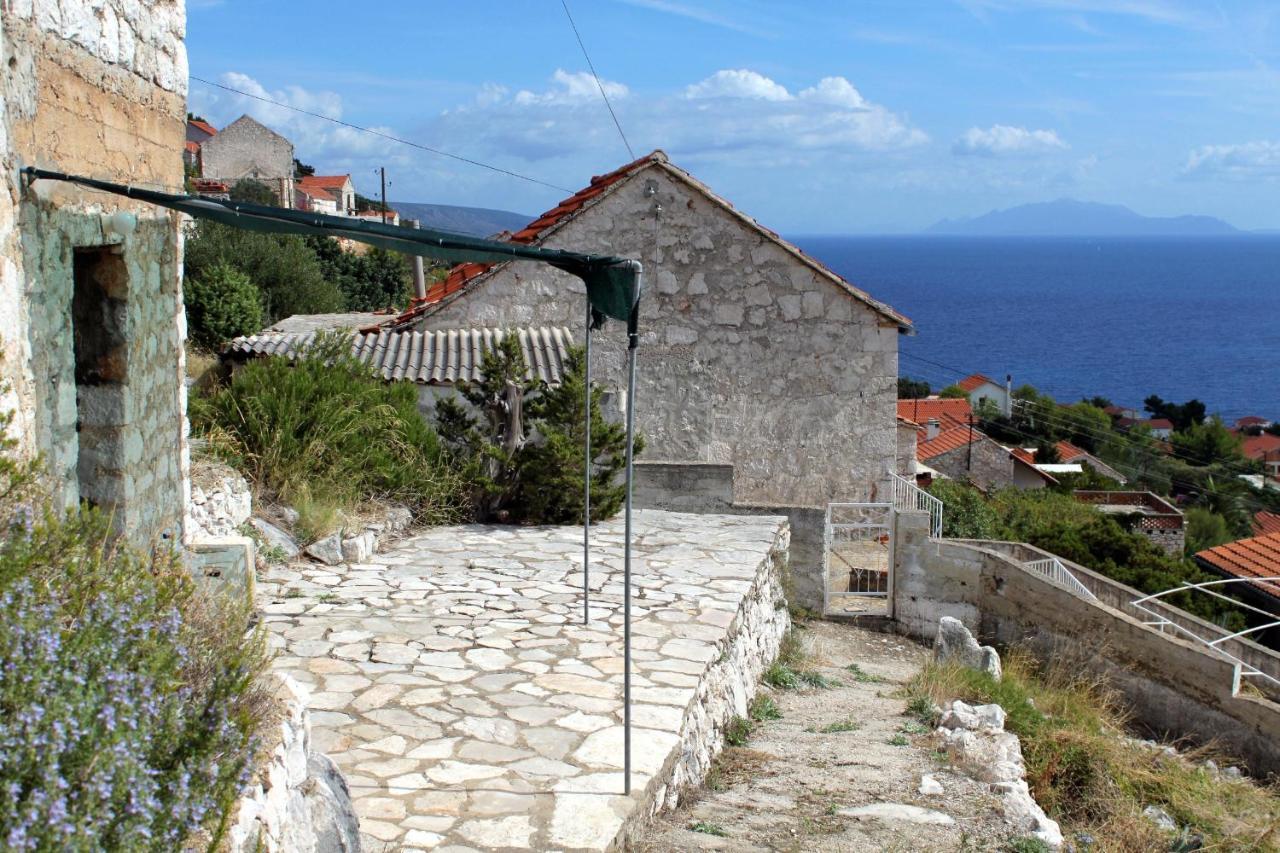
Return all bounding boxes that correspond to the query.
[257,509,790,851]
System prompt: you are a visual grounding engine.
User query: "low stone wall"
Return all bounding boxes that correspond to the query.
[227,676,361,853]
[633,460,825,612]
[646,524,791,814]
[893,511,1280,776]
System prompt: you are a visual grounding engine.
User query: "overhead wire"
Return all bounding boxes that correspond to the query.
[188,75,574,194]
[560,0,636,162]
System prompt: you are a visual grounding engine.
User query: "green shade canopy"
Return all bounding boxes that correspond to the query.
[22,168,641,326]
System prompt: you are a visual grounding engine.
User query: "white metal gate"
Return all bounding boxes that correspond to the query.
[824,502,894,617]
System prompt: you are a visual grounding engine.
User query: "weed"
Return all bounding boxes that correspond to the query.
[1004,838,1052,853]
[748,695,782,722]
[846,663,887,683]
[818,719,860,734]
[763,662,802,690]
[888,734,909,747]
[725,716,754,747]
[690,822,727,837]
[291,485,344,544]
[799,669,840,689]
[905,695,941,725]
[900,720,931,735]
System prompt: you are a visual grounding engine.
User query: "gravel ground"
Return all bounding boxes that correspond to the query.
[634,620,1016,852]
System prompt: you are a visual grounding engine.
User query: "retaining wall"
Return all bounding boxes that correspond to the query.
[893,511,1280,776]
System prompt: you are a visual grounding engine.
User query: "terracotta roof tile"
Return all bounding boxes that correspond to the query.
[1242,433,1280,461]
[188,119,217,136]
[184,141,200,154]
[958,373,999,392]
[918,425,982,460]
[1254,512,1280,537]
[1056,440,1088,461]
[896,399,972,431]
[1195,531,1280,600]
[299,175,352,192]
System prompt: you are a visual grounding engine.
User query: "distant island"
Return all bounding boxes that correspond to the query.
[926,198,1240,237]
[390,202,531,238]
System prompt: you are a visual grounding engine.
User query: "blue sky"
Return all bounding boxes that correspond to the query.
[186,0,1280,233]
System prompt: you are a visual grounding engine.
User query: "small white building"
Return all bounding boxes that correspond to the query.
[957,373,1011,417]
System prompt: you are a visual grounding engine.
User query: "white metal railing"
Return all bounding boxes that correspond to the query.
[891,472,943,538]
[1025,557,1098,601]
[1132,578,1280,695]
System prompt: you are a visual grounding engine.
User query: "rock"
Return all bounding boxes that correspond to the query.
[940,700,1005,733]
[1142,805,1177,832]
[250,517,299,559]
[918,774,944,796]
[995,779,1063,848]
[280,506,300,526]
[839,803,954,825]
[306,753,362,852]
[933,616,1002,681]
[1223,765,1243,780]
[306,533,344,566]
[340,534,371,564]
[386,505,413,531]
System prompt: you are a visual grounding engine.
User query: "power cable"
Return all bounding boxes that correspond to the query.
[560,0,636,162]
[188,75,574,194]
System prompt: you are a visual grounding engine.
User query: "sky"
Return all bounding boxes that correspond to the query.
[185,0,1280,234]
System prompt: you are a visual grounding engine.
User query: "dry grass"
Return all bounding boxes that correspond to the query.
[906,650,1280,851]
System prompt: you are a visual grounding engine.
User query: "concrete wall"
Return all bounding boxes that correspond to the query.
[422,159,901,508]
[893,512,1280,775]
[1,1,190,547]
[633,460,826,612]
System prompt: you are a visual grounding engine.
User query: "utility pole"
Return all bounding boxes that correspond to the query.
[406,219,426,301]
[967,413,974,471]
[378,167,388,224]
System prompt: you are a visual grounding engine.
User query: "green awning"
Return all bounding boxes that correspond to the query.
[22,168,641,327]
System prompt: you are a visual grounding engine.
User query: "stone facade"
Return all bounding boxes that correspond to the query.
[1,0,190,546]
[926,438,1015,493]
[419,154,909,507]
[199,114,294,204]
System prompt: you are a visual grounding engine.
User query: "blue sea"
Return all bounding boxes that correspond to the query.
[793,236,1280,423]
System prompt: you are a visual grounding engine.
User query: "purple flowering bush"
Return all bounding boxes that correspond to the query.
[0,413,271,850]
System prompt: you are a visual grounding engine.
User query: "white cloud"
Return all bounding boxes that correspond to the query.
[685,69,793,101]
[798,77,869,110]
[952,124,1068,156]
[1183,140,1280,180]
[514,69,628,106]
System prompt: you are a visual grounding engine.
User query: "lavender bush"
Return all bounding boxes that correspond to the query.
[0,401,271,850]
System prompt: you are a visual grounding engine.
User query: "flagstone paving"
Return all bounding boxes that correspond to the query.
[256,509,789,851]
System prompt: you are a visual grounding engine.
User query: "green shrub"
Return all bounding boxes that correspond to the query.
[0,406,270,849]
[185,261,263,349]
[191,333,462,524]
[724,716,753,746]
[437,336,641,524]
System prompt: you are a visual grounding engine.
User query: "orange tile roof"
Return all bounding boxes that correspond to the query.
[1195,532,1280,600]
[958,373,999,392]
[184,140,200,154]
[1056,440,1088,461]
[1242,433,1280,461]
[1254,512,1280,536]
[188,118,217,136]
[896,398,972,431]
[918,425,982,460]
[297,185,334,201]
[378,149,912,332]
[299,175,352,192]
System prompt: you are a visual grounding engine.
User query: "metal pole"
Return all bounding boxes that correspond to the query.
[583,299,592,625]
[407,218,426,301]
[380,167,388,224]
[623,261,641,796]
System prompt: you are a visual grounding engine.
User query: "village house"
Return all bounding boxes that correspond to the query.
[956,372,1011,417]
[1,0,191,548]
[915,423,1056,492]
[183,116,216,170]
[1194,530,1280,614]
[377,150,913,508]
[294,183,339,215]
[298,173,357,215]
[1242,432,1280,480]
[1074,490,1185,555]
[1054,439,1128,483]
[199,114,295,205]
[1117,415,1174,439]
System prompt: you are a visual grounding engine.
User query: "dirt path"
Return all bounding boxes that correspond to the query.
[634,620,1013,852]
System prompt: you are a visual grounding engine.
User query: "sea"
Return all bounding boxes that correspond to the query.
[793,236,1280,423]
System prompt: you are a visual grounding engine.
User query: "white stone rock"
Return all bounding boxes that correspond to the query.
[839,803,955,825]
[918,774,944,796]
[305,533,344,566]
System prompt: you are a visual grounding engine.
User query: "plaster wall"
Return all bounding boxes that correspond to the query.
[0,1,189,546]
[422,162,901,507]
[893,512,1280,776]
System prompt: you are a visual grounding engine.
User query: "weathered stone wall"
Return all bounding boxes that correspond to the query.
[200,116,294,201]
[892,512,1280,775]
[422,160,901,507]
[896,420,917,476]
[1,1,190,546]
[928,439,1012,492]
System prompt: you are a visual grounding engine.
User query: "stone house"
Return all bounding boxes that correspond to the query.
[298,174,356,215]
[199,114,294,205]
[918,424,1056,492]
[1,0,191,548]
[380,151,912,507]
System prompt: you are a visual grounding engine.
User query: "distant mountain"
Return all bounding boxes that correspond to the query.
[926,198,1239,237]
[390,202,531,238]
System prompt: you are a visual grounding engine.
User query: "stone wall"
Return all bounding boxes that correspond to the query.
[1,1,190,547]
[892,511,1280,775]
[895,420,918,476]
[928,439,1012,492]
[226,676,361,853]
[200,115,294,201]
[422,158,902,508]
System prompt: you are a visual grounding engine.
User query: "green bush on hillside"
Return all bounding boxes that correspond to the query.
[191,332,462,525]
[0,390,270,850]
[184,261,263,349]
